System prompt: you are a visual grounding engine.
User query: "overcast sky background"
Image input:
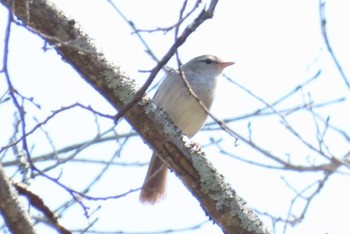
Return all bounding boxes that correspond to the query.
[1,0,350,233]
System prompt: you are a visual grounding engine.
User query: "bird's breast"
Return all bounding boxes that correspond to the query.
[154,78,216,137]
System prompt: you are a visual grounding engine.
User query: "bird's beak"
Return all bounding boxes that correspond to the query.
[218,61,235,69]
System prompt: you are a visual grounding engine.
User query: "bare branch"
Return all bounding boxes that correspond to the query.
[113,0,221,122]
[0,165,37,234]
[319,0,350,91]
[14,182,71,234]
[0,1,270,233]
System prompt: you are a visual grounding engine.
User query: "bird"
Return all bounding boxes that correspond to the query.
[139,55,234,204]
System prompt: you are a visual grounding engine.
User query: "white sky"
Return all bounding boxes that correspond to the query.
[1,0,350,233]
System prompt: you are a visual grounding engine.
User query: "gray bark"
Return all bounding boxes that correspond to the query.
[0,165,37,234]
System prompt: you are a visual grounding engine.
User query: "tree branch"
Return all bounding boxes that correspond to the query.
[319,0,350,91]
[0,0,270,233]
[0,164,37,234]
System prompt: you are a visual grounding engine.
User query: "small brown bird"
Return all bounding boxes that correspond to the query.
[139,55,234,204]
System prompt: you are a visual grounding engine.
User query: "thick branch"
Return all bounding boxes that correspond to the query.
[0,0,270,233]
[0,164,37,234]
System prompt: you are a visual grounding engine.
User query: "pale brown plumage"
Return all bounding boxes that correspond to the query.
[139,55,234,204]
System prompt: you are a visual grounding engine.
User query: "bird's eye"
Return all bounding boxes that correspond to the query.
[204,59,213,64]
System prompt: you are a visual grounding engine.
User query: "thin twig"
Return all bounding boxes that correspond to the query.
[113,1,220,123]
[319,0,350,91]
[174,53,239,143]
